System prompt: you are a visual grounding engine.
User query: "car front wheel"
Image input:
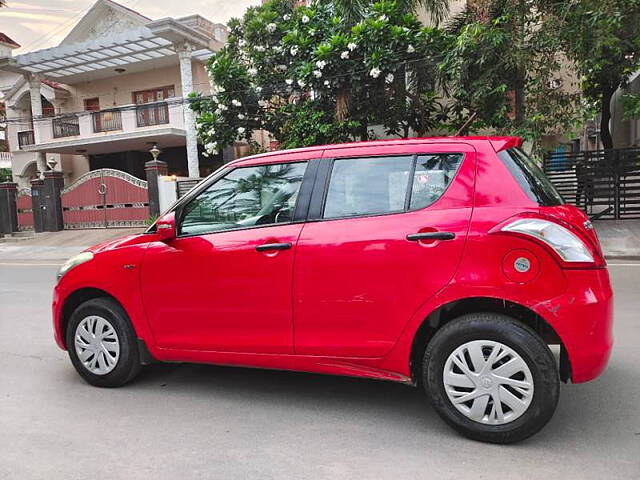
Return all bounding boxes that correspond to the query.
[66,297,142,387]
[423,312,559,443]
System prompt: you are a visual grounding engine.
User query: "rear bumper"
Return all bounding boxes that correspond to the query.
[535,268,613,383]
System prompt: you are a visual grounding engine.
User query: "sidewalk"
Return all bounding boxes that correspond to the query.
[0,222,638,263]
[0,228,143,263]
[593,220,640,259]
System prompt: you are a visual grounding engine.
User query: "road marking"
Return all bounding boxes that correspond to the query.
[0,262,62,266]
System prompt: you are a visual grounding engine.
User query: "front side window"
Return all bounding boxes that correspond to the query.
[323,153,464,219]
[180,162,307,236]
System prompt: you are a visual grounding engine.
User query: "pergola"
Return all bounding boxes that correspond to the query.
[0,19,220,84]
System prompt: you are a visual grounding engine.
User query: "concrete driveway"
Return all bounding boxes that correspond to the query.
[0,262,638,479]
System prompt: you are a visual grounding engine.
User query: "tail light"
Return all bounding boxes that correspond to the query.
[499,218,601,266]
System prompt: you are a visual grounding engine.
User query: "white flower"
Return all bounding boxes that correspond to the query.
[255,45,266,52]
[298,79,306,88]
[277,64,287,71]
[255,86,263,93]
[316,60,327,70]
[385,73,394,84]
[301,15,310,24]
[274,45,283,53]
[217,86,225,93]
[290,46,299,56]
[238,39,246,47]
[378,14,388,22]
[208,127,216,135]
[347,42,357,51]
[313,70,322,78]
[407,44,415,54]
[231,99,242,107]
[285,78,294,85]
[370,67,381,78]
[203,151,210,157]
[237,127,246,135]
[324,80,330,86]
[283,14,291,21]
[211,95,218,103]
[248,67,258,76]
[238,113,246,120]
[258,100,268,108]
[266,23,277,33]
[218,104,228,111]
[341,50,350,59]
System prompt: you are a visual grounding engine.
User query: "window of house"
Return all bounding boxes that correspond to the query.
[322,153,464,219]
[133,86,175,104]
[180,162,307,236]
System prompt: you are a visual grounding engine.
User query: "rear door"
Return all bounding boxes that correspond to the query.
[293,143,476,357]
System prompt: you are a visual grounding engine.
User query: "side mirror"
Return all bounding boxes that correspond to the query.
[155,212,176,242]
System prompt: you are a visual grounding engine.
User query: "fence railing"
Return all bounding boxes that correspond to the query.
[53,116,80,138]
[136,102,169,128]
[92,110,122,133]
[17,131,35,148]
[543,148,640,220]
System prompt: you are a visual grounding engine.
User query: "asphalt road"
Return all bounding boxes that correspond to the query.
[0,262,639,479]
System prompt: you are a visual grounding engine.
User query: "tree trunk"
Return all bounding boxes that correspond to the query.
[600,87,615,150]
[336,86,350,122]
[514,75,525,127]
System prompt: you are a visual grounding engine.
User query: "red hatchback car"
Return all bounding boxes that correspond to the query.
[53,137,613,443]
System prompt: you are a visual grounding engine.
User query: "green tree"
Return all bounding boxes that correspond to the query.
[538,0,640,149]
[438,0,582,151]
[190,0,450,154]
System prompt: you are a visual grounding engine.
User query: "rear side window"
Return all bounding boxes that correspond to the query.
[498,148,564,206]
[323,153,463,219]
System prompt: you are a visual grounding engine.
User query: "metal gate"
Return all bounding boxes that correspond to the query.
[16,188,34,231]
[61,169,149,228]
[543,148,640,220]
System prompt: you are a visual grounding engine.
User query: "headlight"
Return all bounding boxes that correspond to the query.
[501,218,594,263]
[57,251,94,281]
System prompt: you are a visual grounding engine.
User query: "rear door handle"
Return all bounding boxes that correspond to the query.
[255,242,292,252]
[407,232,456,241]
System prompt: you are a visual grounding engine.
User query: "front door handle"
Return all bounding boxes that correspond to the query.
[255,242,292,252]
[407,232,456,241]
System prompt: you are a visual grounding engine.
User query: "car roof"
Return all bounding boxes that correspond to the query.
[229,136,522,167]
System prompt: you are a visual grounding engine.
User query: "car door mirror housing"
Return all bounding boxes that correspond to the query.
[155,212,176,242]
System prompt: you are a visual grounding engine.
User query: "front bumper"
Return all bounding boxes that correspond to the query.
[535,268,613,383]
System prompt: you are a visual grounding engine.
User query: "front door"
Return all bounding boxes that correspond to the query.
[141,160,311,353]
[293,143,476,357]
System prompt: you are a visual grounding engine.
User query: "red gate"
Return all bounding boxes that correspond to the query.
[61,169,149,229]
[16,188,34,231]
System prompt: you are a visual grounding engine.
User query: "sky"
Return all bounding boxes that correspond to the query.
[0,0,262,54]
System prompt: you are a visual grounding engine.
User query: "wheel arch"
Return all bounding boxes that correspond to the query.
[59,287,121,349]
[409,296,570,385]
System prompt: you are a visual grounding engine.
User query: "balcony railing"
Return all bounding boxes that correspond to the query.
[92,109,122,133]
[53,116,80,138]
[136,102,169,128]
[17,131,35,148]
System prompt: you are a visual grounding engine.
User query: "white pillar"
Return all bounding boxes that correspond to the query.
[176,41,199,178]
[27,74,46,176]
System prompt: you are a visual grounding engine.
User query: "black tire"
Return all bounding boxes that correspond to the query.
[65,297,142,387]
[423,312,559,444]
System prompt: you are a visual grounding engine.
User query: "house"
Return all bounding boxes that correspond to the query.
[0,0,229,189]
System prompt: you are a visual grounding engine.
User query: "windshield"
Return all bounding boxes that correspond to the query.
[498,147,564,206]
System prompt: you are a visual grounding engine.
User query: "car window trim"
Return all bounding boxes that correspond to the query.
[309,152,465,222]
[175,159,318,238]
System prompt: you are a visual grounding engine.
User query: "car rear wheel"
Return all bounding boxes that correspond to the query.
[66,297,142,387]
[423,312,559,443]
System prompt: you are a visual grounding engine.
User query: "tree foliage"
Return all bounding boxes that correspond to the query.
[190,0,452,155]
[537,0,640,149]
